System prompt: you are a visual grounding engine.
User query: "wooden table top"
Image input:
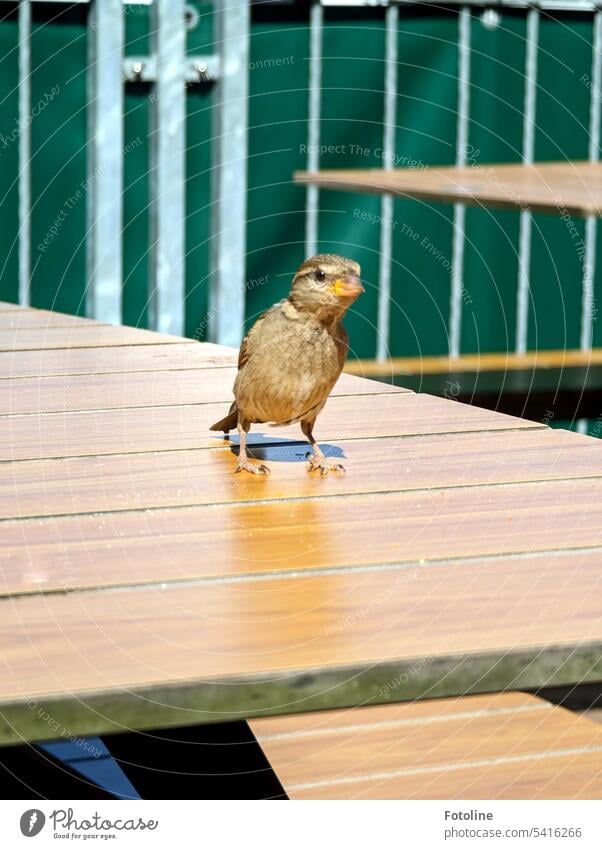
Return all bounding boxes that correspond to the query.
[1,303,601,745]
[295,161,602,217]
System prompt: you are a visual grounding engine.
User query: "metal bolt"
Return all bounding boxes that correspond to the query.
[132,61,143,78]
[481,8,501,30]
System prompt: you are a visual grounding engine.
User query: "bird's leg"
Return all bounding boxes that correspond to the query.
[235,419,270,475]
[301,420,344,476]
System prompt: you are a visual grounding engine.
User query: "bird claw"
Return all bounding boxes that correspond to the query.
[235,461,270,476]
[305,452,345,476]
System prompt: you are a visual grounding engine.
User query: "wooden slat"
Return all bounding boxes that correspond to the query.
[0,310,108,330]
[0,325,186,352]
[251,693,602,800]
[1,479,601,595]
[0,367,408,416]
[1,429,597,521]
[0,302,25,311]
[0,342,237,379]
[0,550,601,745]
[0,393,542,462]
[346,348,602,377]
[295,161,602,217]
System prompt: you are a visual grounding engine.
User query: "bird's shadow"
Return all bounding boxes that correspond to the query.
[210,432,345,463]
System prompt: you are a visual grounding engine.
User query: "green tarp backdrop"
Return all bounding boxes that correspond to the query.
[0,3,598,381]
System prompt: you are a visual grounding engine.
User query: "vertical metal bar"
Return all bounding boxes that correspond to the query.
[515,5,540,355]
[149,0,186,336]
[87,0,124,324]
[376,3,398,362]
[581,10,602,353]
[305,1,323,258]
[449,5,471,359]
[577,9,602,436]
[208,0,250,346]
[18,0,31,307]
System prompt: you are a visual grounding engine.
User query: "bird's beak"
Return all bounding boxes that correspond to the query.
[332,274,365,300]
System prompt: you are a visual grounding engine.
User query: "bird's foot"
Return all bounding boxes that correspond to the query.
[306,452,345,476]
[235,460,270,476]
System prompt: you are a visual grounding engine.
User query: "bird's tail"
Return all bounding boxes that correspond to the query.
[209,401,239,433]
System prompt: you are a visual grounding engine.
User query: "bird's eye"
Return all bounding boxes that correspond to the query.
[315,269,326,282]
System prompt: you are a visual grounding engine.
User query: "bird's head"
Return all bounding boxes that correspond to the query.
[289,254,364,320]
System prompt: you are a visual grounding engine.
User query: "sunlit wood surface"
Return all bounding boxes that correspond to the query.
[0,304,601,746]
[251,693,602,799]
[295,161,602,217]
[346,349,602,377]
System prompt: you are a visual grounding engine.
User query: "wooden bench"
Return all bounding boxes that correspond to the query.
[294,161,602,217]
[250,692,602,800]
[345,349,602,422]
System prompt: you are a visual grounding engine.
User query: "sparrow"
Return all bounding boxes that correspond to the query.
[210,254,364,475]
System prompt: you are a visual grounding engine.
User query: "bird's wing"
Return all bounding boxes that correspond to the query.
[335,322,349,371]
[237,301,283,369]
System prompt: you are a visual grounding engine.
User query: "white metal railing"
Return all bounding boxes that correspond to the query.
[309,0,602,366]
[11,0,602,360]
[14,0,249,343]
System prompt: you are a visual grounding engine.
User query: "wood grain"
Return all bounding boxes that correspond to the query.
[251,693,602,799]
[0,393,542,461]
[1,428,597,520]
[346,348,602,377]
[0,366,408,416]
[0,310,108,330]
[0,325,185,352]
[0,551,600,716]
[1,479,601,595]
[0,343,236,379]
[295,161,602,217]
